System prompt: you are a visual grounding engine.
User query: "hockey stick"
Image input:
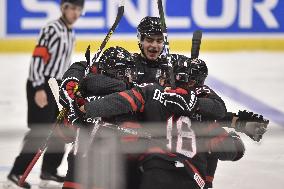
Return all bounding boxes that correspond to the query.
[157,0,175,88]
[85,0,125,75]
[191,30,202,59]
[18,78,66,186]
[48,78,63,111]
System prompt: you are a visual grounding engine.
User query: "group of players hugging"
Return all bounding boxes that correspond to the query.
[57,16,269,189]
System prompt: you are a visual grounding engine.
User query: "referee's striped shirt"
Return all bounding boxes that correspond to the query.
[28,17,75,89]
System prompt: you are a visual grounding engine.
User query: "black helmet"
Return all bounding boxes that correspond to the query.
[172,57,208,86]
[173,57,192,84]
[188,58,208,86]
[98,46,136,80]
[137,16,164,59]
[61,0,84,7]
[137,16,163,41]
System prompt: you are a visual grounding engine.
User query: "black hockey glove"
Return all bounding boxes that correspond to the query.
[163,89,198,115]
[235,110,269,142]
[229,131,245,161]
[59,77,79,108]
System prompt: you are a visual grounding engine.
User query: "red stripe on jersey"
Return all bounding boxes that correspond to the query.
[119,91,137,111]
[184,160,205,187]
[184,159,203,177]
[63,181,82,189]
[131,88,145,112]
[32,46,51,64]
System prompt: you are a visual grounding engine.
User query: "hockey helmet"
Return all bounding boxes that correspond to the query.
[137,16,163,41]
[173,57,192,84]
[137,16,164,59]
[98,46,137,81]
[61,0,85,7]
[187,58,208,86]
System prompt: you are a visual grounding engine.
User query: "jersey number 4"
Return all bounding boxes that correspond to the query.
[167,116,197,158]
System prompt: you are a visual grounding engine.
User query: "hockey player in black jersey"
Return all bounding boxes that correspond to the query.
[183,58,269,188]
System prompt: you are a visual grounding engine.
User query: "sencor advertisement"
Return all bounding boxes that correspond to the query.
[3,0,284,36]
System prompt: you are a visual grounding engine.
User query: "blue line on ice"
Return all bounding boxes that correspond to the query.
[207,76,284,127]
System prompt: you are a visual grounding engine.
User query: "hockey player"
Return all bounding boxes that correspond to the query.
[183,59,269,188]
[5,1,84,189]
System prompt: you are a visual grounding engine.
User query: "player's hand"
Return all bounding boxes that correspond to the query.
[59,77,79,108]
[163,89,198,115]
[35,89,48,108]
[64,91,85,125]
[228,131,245,161]
[235,110,269,142]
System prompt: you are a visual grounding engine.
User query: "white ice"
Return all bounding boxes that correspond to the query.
[0,51,283,188]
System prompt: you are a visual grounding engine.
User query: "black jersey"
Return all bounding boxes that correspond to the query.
[132,53,190,83]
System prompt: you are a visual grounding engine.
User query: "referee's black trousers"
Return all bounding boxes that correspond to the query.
[9,80,65,176]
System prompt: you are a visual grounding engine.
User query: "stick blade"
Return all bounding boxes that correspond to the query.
[48,78,63,111]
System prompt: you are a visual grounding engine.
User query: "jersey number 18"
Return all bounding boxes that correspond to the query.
[167,116,197,158]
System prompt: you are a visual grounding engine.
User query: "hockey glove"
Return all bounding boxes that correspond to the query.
[163,89,198,115]
[59,77,79,108]
[235,110,269,142]
[62,90,85,125]
[229,132,245,161]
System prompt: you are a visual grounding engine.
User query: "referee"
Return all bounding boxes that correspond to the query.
[5,1,84,188]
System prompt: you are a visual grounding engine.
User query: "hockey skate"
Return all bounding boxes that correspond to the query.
[3,173,31,189]
[38,172,65,188]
